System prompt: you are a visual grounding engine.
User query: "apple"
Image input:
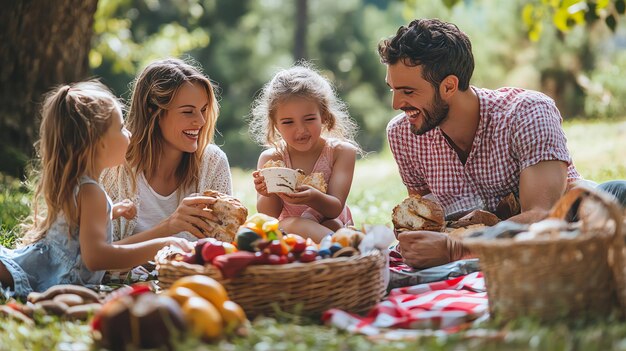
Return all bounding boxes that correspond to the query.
[201,242,227,263]
[299,250,318,263]
[267,254,282,265]
[194,238,216,264]
[181,253,199,265]
[268,240,284,256]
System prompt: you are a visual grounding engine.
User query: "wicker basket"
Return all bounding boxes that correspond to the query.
[463,188,626,323]
[156,248,386,318]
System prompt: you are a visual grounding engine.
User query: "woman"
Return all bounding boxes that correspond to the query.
[102,58,232,242]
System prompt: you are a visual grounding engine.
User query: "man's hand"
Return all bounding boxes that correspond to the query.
[397,231,471,269]
[112,199,137,220]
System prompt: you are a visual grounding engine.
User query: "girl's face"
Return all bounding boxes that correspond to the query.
[159,82,209,154]
[98,106,131,170]
[274,97,324,152]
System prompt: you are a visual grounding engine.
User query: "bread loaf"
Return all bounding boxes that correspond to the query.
[392,195,445,232]
[199,190,248,242]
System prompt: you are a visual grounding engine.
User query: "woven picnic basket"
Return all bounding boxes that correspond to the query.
[463,188,626,323]
[155,248,386,318]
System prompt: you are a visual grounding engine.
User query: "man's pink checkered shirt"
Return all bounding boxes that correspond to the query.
[387,87,581,217]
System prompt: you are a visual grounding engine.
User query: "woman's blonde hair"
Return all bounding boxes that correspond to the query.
[125,58,219,192]
[249,62,360,152]
[23,80,120,244]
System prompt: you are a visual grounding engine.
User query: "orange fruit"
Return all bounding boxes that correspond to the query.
[165,286,199,306]
[170,275,229,308]
[182,296,223,340]
[219,300,247,334]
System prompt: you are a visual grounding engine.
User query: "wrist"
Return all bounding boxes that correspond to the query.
[446,236,471,261]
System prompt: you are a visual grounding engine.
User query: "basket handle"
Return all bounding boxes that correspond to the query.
[550,186,626,309]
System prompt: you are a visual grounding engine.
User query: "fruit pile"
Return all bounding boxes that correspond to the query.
[92,276,247,350]
[177,213,366,274]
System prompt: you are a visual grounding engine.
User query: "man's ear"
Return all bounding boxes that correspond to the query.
[439,75,458,98]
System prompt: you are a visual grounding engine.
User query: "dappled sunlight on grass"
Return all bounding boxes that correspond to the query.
[564,118,626,183]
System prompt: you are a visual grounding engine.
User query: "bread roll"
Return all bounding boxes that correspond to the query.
[199,190,248,242]
[392,195,445,232]
[261,159,286,168]
[296,172,327,193]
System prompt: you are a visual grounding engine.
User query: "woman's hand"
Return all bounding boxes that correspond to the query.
[277,185,319,205]
[112,199,136,220]
[163,195,218,239]
[253,170,272,197]
[166,237,194,252]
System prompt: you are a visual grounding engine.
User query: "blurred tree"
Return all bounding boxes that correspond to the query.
[295,0,309,60]
[0,0,98,176]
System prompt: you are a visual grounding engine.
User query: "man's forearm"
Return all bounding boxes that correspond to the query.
[507,208,549,224]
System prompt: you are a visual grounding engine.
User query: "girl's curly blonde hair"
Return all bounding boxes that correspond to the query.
[249,63,361,153]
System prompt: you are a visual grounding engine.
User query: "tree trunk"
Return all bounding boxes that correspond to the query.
[294,0,308,61]
[0,0,98,175]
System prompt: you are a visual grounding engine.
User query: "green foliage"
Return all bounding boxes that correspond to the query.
[0,174,30,248]
[520,0,624,41]
[90,0,400,167]
[583,50,626,118]
[91,0,212,95]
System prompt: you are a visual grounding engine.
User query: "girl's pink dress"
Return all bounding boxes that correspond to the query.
[278,139,353,226]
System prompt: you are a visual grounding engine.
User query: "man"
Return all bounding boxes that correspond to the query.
[378,19,626,269]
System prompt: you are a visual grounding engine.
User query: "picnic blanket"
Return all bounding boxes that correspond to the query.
[323,272,489,336]
[388,245,481,290]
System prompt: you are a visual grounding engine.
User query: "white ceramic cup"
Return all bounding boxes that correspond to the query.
[260,167,298,194]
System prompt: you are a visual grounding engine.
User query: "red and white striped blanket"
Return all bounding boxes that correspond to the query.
[323,272,488,335]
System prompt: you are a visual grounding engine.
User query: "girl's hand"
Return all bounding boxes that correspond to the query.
[253,170,272,197]
[164,195,218,238]
[113,199,137,220]
[277,185,318,205]
[166,237,194,253]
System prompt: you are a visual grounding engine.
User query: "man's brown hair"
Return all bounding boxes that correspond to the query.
[378,19,474,91]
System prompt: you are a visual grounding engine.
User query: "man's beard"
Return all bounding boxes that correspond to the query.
[409,91,449,135]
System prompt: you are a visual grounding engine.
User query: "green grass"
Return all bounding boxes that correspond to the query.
[0,118,625,350]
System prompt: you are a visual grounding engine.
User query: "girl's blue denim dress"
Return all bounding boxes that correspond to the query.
[0,176,112,296]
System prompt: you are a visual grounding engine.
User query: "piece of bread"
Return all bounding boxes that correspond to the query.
[199,190,248,242]
[447,224,485,240]
[494,192,521,219]
[447,209,500,228]
[261,159,286,168]
[392,195,445,232]
[296,172,327,193]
